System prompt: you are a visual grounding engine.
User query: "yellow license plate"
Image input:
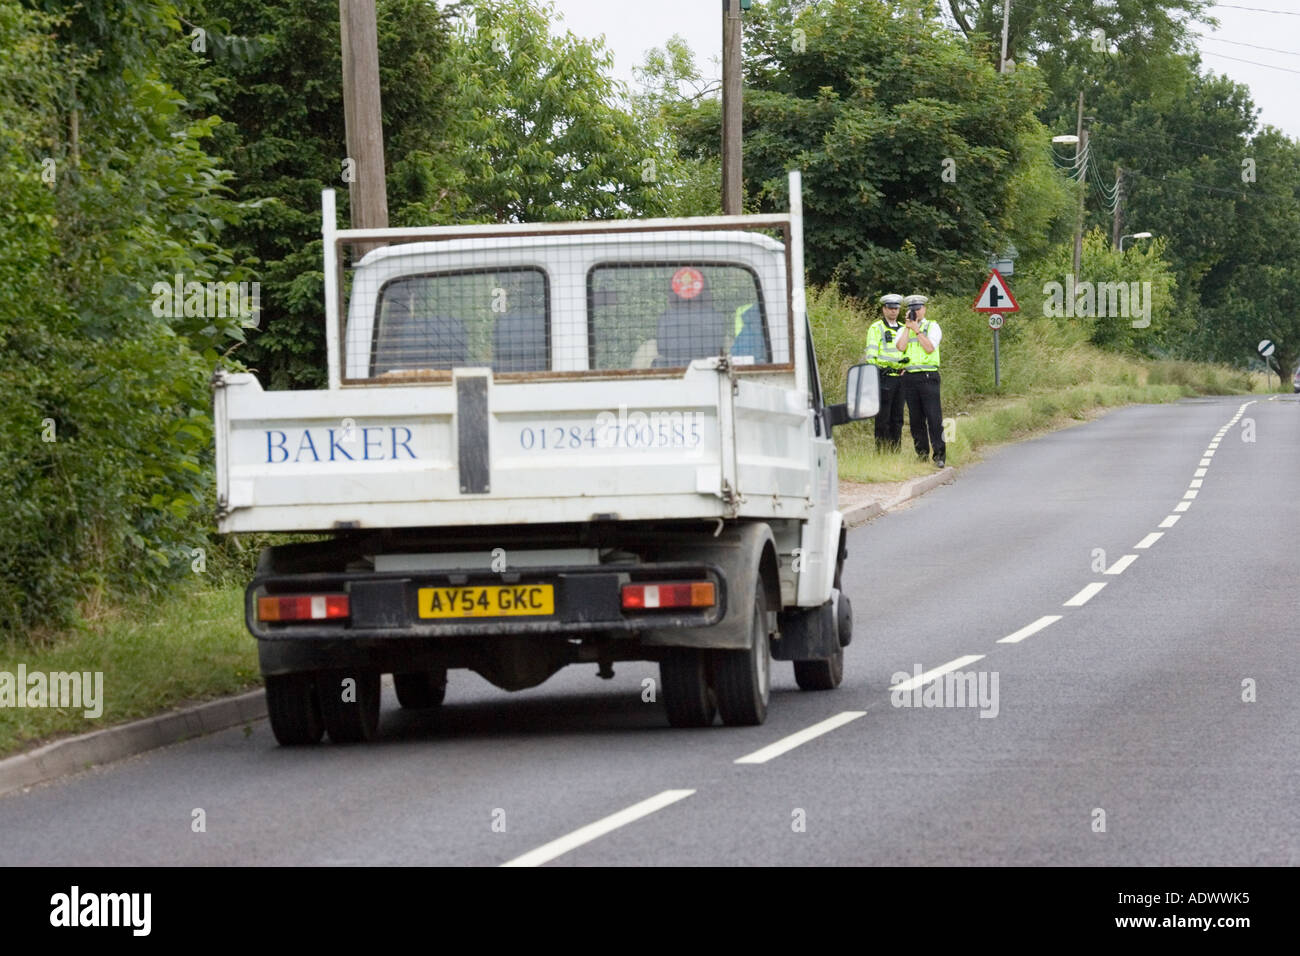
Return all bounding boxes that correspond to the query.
[417,584,555,619]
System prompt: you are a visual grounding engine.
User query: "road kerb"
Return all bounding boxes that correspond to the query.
[843,466,954,527]
[0,690,267,798]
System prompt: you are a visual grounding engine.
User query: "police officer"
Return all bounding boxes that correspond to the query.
[895,294,945,467]
[864,293,907,451]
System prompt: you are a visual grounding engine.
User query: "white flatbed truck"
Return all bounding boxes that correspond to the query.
[213,171,879,744]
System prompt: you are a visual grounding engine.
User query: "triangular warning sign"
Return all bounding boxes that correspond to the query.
[972,269,1019,313]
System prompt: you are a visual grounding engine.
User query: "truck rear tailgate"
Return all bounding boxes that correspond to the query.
[214,368,730,532]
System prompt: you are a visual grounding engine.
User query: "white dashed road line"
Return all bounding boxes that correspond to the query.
[1064,582,1107,606]
[734,710,866,765]
[1159,515,1181,528]
[997,615,1063,645]
[1135,532,1163,549]
[887,655,986,694]
[1105,554,1139,575]
[501,789,696,867]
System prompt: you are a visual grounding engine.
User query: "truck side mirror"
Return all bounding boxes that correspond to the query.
[825,363,880,427]
[845,363,880,420]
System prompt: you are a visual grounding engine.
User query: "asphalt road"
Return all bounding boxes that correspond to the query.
[2,395,1297,866]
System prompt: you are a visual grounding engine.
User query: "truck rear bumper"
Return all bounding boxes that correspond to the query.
[246,562,727,641]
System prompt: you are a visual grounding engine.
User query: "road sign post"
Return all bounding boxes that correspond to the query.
[974,271,1018,390]
[989,313,1004,387]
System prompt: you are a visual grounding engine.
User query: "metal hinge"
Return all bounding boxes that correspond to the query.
[720,479,744,517]
[713,353,740,394]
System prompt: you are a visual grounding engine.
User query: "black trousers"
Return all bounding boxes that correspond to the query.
[873,371,905,450]
[902,370,945,460]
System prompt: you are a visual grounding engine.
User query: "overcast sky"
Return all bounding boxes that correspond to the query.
[528,0,1300,141]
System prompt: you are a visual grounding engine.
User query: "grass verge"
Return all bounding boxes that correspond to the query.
[0,584,256,759]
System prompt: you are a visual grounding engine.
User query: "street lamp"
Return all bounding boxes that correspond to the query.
[1120,231,1153,252]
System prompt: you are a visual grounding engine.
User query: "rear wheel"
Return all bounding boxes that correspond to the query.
[660,648,716,728]
[713,580,771,726]
[317,669,381,743]
[793,587,849,691]
[394,669,447,709]
[265,673,324,746]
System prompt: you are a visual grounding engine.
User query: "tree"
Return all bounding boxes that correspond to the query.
[1029,229,1178,353]
[665,0,1072,299]
[631,34,724,218]
[1,0,247,630]
[944,0,1212,107]
[1205,129,1300,386]
[437,0,670,222]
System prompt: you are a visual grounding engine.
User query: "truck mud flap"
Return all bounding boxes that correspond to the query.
[772,601,836,661]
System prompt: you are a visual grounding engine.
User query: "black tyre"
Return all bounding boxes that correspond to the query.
[713,580,771,726]
[836,590,853,648]
[660,648,716,727]
[394,669,447,709]
[265,673,324,746]
[794,646,844,691]
[317,669,381,743]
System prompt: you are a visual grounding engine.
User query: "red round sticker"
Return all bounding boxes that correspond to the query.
[671,267,705,300]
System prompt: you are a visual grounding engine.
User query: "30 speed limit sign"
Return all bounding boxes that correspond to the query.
[988,312,1005,330]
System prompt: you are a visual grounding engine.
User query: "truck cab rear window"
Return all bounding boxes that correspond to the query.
[587,263,770,371]
[371,267,548,376]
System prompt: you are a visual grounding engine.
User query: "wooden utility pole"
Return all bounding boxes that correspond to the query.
[999,0,1012,73]
[721,0,743,214]
[1073,91,1086,277]
[340,0,389,233]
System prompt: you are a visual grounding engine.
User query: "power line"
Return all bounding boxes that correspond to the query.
[1200,50,1300,74]
[1088,151,1118,195]
[1213,3,1300,15]
[1123,167,1275,198]
[1197,36,1300,58]
[1090,171,1119,204]
[1093,185,1121,214]
[1090,171,1121,213]
[1126,169,1241,197]
[1100,129,1246,158]
[1052,146,1088,166]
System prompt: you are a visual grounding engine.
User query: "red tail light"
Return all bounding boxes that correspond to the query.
[257,594,350,622]
[621,581,716,610]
